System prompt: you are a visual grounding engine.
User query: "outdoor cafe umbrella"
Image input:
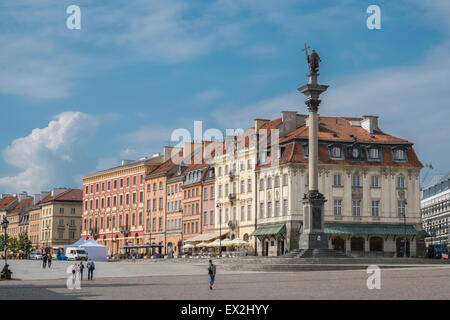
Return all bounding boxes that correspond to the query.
[196,242,208,248]
[207,239,221,247]
[183,243,195,249]
[221,239,233,247]
[229,238,249,246]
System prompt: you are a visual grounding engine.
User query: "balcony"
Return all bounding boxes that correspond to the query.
[119,226,131,236]
[227,220,238,230]
[229,173,235,181]
[228,193,237,202]
[89,227,99,237]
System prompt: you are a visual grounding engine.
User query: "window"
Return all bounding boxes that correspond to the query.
[139,191,143,203]
[240,206,245,221]
[275,201,280,217]
[302,144,309,158]
[204,188,208,200]
[275,176,280,188]
[334,200,342,216]
[247,179,252,192]
[260,179,265,190]
[58,231,64,239]
[85,186,88,194]
[259,203,264,219]
[225,208,229,222]
[398,201,406,217]
[393,148,407,161]
[397,175,405,189]
[126,177,130,187]
[210,187,214,199]
[283,200,288,216]
[59,219,64,226]
[333,174,342,187]
[267,177,272,189]
[352,175,361,187]
[330,146,343,159]
[218,167,222,176]
[267,202,272,218]
[352,200,361,216]
[247,205,252,221]
[371,175,379,187]
[71,208,76,214]
[240,180,245,193]
[372,201,380,217]
[368,148,380,160]
[283,174,288,186]
[218,185,222,198]
[59,208,64,214]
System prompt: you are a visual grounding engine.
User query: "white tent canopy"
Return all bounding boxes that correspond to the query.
[80,239,107,261]
[65,238,107,261]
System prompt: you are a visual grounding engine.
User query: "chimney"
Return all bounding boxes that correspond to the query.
[17,191,29,202]
[279,111,305,137]
[51,188,67,197]
[361,115,379,134]
[254,119,270,133]
[121,160,135,166]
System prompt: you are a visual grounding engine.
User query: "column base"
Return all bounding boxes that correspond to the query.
[298,231,328,250]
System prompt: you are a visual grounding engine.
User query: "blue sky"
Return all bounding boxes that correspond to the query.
[0,0,449,194]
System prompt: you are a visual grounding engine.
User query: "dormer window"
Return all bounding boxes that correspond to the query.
[393,148,407,161]
[348,146,364,161]
[329,145,343,159]
[302,143,309,158]
[368,147,381,160]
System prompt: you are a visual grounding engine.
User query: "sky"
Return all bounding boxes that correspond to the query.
[0,0,449,194]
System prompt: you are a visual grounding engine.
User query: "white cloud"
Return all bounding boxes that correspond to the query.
[0,112,98,194]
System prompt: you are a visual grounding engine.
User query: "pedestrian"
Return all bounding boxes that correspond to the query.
[42,252,47,268]
[87,259,95,280]
[78,261,85,280]
[47,253,52,268]
[208,259,216,290]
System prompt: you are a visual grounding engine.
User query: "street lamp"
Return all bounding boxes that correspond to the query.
[1,216,12,280]
[216,202,222,258]
[403,200,408,258]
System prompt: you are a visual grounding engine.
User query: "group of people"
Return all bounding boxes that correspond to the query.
[42,252,52,268]
[72,259,96,280]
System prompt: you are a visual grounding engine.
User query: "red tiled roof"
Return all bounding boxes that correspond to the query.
[279,116,411,145]
[0,196,17,209]
[10,197,34,214]
[40,189,83,203]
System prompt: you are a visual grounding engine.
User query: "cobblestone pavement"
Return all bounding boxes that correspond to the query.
[1,260,450,299]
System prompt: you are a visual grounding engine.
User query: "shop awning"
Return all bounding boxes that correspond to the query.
[250,224,286,237]
[324,223,419,236]
[186,231,229,243]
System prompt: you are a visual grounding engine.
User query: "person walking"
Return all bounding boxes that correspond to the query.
[47,253,52,268]
[208,259,216,290]
[78,261,85,280]
[87,259,95,280]
[42,252,47,268]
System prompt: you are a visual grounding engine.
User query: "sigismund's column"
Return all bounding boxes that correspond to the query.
[297,46,329,251]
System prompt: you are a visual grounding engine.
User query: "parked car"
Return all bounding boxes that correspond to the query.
[65,247,88,261]
[29,251,43,260]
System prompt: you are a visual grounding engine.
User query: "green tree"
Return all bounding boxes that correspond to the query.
[8,237,19,255]
[18,232,32,255]
[0,234,6,251]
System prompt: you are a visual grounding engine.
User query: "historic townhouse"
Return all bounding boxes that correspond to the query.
[213,111,423,257]
[0,195,18,225]
[165,162,187,256]
[182,163,208,241]
[82,156,163,256]
[7,193,33,239]
[201,166,216,234]
[421,172,450,247]
[39,189,83,250]
[145,155,178,254]
[27,191,51,249]
[254,113,423,257]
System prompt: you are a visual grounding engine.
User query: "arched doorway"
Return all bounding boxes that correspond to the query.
[351,237,364,253]
[396,237,410,257]
[333,237,346,252]
[370,237,383,253]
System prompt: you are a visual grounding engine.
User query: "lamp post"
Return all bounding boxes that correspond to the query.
[216,202,222,257]
[403,200,408,258]
[1,216,12,280]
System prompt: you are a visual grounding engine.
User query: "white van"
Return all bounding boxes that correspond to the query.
[65,247,88,261]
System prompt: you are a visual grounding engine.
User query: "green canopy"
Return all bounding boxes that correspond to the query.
[324,223,419,236]
[250,224,286,237]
